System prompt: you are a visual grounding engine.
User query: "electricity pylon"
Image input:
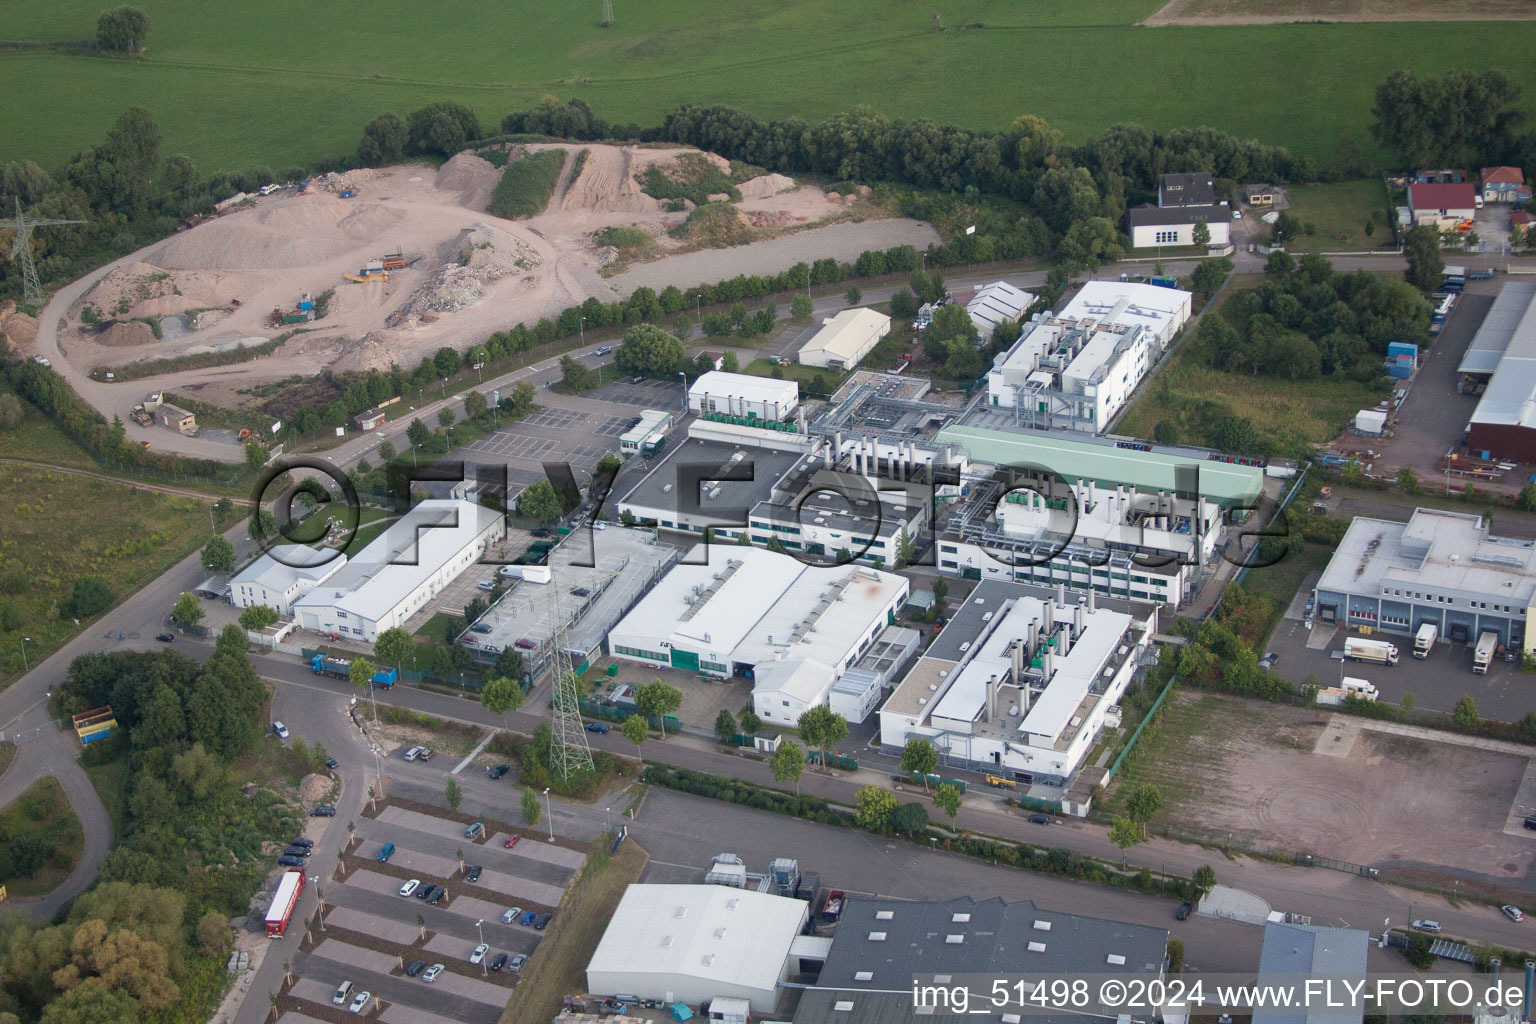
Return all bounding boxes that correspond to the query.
[546,586,594,781]
[4,199,84,305]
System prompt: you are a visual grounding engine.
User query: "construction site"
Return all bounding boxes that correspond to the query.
[26,143,930,420]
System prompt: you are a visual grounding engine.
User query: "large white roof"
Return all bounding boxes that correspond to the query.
[689,371,798,406]
[967,280,1035,334]
[295,500,499,623]
[1058,280,1190,335]
[232,544,345,593]
[800,308,890,362]
[1468,284,1536,428]
[587,884,806,993]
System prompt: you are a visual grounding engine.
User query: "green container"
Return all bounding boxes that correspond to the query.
[606,664,618,677]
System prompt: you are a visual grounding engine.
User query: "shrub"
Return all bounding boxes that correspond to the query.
[487,150,567,219]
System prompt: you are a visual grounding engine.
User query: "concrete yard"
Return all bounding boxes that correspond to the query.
[322,908,421,945]
[305,938,401,975]
[1115,690,1536,879]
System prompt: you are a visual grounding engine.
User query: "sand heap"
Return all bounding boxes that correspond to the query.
[386,223,542,327]
[559,146,662,216]
[737,173,795,200]
[93,321,158,348]
[0,301,39,352]
[82,261,239,320]
[435,152,502,211]
[153,195,406,271]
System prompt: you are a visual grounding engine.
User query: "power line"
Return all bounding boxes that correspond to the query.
[4,198,84,304]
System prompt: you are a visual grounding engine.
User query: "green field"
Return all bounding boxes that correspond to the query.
[0,777,86,899]
[3,1,1534,173]
[1277,180,1394,250]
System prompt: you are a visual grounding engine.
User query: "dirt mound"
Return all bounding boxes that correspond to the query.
[0,302,38,351]
[94,320,158,347]
[737,173,796,200]
[83,262,239,320]
[387,223,543,326]
[299,773,332,803]
[435,152,500,194]
[153,195,406,270]
[560,146,662,215]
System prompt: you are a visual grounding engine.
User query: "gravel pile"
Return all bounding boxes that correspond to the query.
[386,224,542,326]
[153,196,405,270]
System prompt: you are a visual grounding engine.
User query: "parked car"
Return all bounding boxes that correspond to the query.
[489,952,508,972]
[289,836,314,848]
[531,527,551,538]
[325,756,339,769]
[465,822,484,839]
[519,910,538,926]
[585,721,610,734]
[1504,905,1525,922]
[502,906,522,924]
[1412,920,1442,933]
[277,855,305,867]
[534,912,552,930]
[477,580,496,592]
[414,883,434,900]
[514,638,537,650]
[272,722,290,739]
[416,747,432,761]
[399,879,420,897]
[377,842,395,862]
[310,805,336,817]
[405,961,427,978]
[1525,816,1536,831]
[488,764,511,779]
[1027,814,1049,825]
[282,845,311,858]
[421,964,444,983]
[571,586,591,597]
[508,953,527,973]
[504,834,520,849]
[403,746,426,761]
[470,943,490,965]
[426,886,445,905]
[348,991,371,1014]
[155,632,175,643]
[472,623,493,634]
[466,865,483,882]
[333,982,353,1005]
[1176,902,1193,921]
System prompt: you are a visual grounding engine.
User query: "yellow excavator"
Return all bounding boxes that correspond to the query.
[343,271,389,283]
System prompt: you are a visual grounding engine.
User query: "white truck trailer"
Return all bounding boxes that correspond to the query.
[1413,623,1438,659]
[1474,630,1499,674]
[1344,636,1398,666]
[1316,676,1379,706]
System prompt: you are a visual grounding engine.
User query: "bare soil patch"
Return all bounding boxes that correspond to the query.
[1117,690,1536,877]
[1143,0,1536,23]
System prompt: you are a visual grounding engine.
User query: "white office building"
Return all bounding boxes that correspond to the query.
[587,884,810,1014]
[688,371,799,423]
[880,581,1156,790]
[292,499,504,643]
[798,308,891,370]
[229,544,348,616]
[607,545,908,725]
[986,281,1192,431]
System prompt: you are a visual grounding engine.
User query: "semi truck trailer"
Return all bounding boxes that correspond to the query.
[1474,630,1499,674]
[1413,623,1438,659]
[1344,637,1398,666]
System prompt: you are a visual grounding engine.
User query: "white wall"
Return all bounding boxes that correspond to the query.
[1130,219,1232,249]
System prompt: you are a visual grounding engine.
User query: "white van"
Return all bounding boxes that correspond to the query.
[333,982,353,1005]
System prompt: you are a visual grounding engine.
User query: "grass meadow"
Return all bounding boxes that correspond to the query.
[3,1,1535,172]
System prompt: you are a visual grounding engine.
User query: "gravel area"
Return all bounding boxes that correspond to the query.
[607,218,941,295]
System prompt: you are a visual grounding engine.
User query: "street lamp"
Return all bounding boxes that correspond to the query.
[542,788,554,841]
[605,807,611,834]
[580,316,586,344]
[677,371,687,412]
[19,637,30,673]
[475,919,487,975]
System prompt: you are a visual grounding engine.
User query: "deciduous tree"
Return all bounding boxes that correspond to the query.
[854,785,898,832]
[480,676,524,731]
[201,536,235,573]
[770,739,805,795]
[900,737,938,790]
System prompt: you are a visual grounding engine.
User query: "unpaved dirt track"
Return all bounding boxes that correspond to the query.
[1143,0,1536,23]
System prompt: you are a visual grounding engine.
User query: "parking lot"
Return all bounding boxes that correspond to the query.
[276,802,584,1024]
[585,376,685,409]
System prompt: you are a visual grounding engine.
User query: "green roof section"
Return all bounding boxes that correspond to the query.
[936,425,1264,508]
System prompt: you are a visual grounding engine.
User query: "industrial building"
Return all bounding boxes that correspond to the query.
[986,281,1192,431]
[880,581,1156,793]
[798,308,891,370]
[1252,922,1368,1024]
[965,280,1035,337]
[688,371,799,424]
[1459,283,1536,462]
[291,499,504,643]
[586,884,812,1015]
[464,525,678,678]
[829,625,921,723]
[230,544,348,616]
[617,434,805,537]
[607,544,908,725]
[619,409,674,455]
[794,895,1168,1024]
[1313,507,1536,653]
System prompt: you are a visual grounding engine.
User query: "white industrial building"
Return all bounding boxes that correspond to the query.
[230,544,348,615]
[607,545,909,725]
[798,308,891,370]
[966,280,1035,337]
[292,499,504,643]
[985,281,1191,432]
[880,581,1156,792]
[688,371,799,423]
[586,884,810,1014]
[619,409,674,455]
[1127,172,1233,249]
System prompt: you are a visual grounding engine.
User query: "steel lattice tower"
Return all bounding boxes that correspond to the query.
[5,199,84,305]
[546,587,594,781]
